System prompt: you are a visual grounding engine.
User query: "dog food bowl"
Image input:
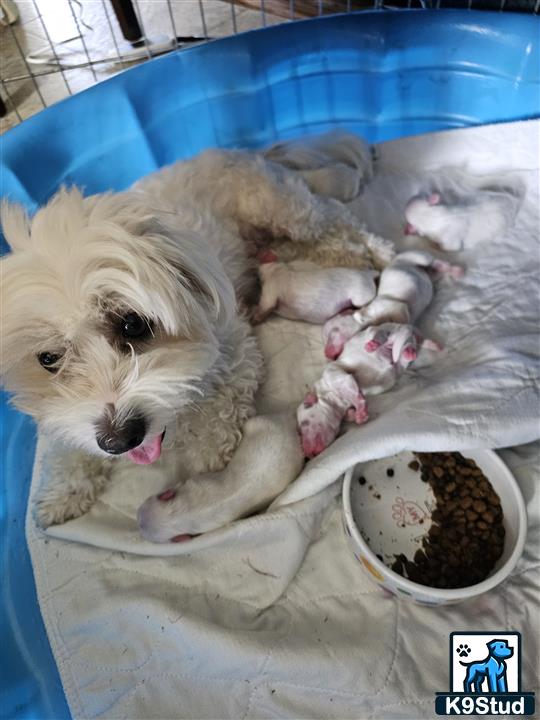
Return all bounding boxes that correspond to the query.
[342,449,527,606]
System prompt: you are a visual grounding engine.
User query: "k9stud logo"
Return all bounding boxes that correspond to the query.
[435,632,535,715]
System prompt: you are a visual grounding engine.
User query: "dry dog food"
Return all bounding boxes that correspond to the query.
[391,452,505,588]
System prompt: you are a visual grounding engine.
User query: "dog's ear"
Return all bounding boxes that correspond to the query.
[1,201,31,252]
[139,217,236,328]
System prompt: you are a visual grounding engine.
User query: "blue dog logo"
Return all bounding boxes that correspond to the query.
[459,639,514,693]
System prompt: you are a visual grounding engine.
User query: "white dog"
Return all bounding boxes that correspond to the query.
[254,260,378,324]
[1,133,391,536]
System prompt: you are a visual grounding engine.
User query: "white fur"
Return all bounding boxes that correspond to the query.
[137,412,304,541]
[404,190,520,252]
[353,249,463,332]
[322,310,361,361]
[1,135,386,534]
[336,323,420,396]
[263,129,374,202]
[296,364,368,459]
[255,261,378,323]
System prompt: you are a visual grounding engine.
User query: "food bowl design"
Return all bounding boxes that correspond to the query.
[342,450,527,606]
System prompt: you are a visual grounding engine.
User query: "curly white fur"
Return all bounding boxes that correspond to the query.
[0,134,390,535]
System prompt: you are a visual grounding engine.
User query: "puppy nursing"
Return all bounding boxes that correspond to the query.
[254,260,378,324]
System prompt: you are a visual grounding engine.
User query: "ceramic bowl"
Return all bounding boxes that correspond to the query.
[342,449,527,606]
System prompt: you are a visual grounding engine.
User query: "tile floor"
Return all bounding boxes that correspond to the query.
[0,0,289,133]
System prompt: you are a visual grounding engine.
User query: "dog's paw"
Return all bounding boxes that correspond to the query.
[35,454,110,528]
[456,644,471,658]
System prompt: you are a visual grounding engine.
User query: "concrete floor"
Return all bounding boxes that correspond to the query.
[0,0,285,133]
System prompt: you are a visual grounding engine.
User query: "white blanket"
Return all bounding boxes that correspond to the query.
[28,120,540,719]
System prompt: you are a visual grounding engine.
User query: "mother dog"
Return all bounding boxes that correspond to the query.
[1,132,392,539]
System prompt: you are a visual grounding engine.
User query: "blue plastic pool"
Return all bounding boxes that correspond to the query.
[1,10,539,719]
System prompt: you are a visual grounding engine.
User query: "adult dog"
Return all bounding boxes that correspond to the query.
[1,132,392,538]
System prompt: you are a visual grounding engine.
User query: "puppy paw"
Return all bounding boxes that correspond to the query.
[402,345,417,362]
[324,343,342,360]
[365,339,381,352]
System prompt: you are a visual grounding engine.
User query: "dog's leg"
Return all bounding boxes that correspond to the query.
[35,450,111,528]
[137,412,304,541]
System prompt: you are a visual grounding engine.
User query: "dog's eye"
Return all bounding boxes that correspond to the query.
[37,352,62,373]
[121,313,152,340]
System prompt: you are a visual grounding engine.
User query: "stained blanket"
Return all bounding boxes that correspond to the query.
[28,120,539,719]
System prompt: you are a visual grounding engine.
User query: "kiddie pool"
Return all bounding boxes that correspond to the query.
[1,10,539,719]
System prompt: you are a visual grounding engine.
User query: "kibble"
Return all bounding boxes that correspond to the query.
[391,452,505,589]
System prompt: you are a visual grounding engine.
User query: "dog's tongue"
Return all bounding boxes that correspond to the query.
[127,434,163,465]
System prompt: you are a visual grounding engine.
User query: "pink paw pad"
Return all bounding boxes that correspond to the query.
[325,344,341,360]
[404,222,417,236]
[158,488,177,502]
[365,339,380,352]
[353,399,369,425]
[170,533,192,543]
[402,346,417,361]
[303,392,318,408]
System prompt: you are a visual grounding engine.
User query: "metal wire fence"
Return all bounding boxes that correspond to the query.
[0,0,538,130]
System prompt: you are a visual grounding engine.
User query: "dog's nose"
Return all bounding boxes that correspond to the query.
[96,414,146,455]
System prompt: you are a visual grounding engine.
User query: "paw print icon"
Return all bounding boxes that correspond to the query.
[456,644,471,658]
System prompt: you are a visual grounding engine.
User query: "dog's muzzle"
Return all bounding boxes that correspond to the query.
[95,413,146,455]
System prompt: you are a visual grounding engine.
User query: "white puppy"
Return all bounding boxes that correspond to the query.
[404,191,518,252]
[296,364,368,458]
[254,260,378,323]
[337,323,431,396]
[0,133,387,534]
[137,412,304,541]
[353,249,463,331]
[298,322,441,458]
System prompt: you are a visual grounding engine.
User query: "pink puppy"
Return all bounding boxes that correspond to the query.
[254,260,378,324]
[297,364,368,459]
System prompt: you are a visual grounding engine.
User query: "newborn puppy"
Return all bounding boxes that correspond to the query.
[337,323,425,396]
[297,364,368,458]
[254,260,378,324]
[322,309,361,360]
[137,412,304,542]
[353,250,463,331]
[404,192,516,252]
